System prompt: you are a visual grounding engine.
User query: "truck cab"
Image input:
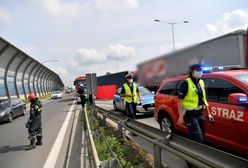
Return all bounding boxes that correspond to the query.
[154,69,248,155]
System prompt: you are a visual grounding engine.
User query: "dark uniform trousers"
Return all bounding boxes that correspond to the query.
[183,109,205,143]
[28,101,42,145]
[125,102,137,119]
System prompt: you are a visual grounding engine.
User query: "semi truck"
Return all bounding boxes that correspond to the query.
[137,29,248,91]
[96,71,129,99]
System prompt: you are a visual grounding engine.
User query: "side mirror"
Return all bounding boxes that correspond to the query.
[228,93,247,105]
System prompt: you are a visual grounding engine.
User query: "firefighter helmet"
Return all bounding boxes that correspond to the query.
[28,93,37,101]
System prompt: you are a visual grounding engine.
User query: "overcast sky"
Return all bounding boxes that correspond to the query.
[0,0,247,86]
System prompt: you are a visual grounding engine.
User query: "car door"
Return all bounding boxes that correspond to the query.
[115,88,125,110]
[15,99,22,115]
[11,99,19,117]
[16,99,24,115]
[204,78,248,151]
[156,80,181,128]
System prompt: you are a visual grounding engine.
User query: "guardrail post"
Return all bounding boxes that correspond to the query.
[103,114,107,124]
[117,122,123,140]
[153,143,161,168]
[92,106,96,115]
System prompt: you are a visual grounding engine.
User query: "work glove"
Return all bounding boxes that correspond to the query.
[25,122,30,128]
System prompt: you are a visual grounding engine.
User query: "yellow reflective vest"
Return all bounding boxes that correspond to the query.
[182,78,208,110]
[123,83,138,103]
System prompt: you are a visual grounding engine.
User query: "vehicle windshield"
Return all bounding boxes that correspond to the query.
[139,87,152,95]
[0,100,9,110]
[53,91,61,94]
[234,74,248,86]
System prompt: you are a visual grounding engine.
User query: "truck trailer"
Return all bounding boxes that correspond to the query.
[137,29,248,90]
[96,71,129,99]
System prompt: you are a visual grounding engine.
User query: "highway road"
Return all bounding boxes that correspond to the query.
[95,100,160,129]
[0,94,84,168]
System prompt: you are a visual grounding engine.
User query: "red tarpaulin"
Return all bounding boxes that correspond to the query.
[96,85,117,99]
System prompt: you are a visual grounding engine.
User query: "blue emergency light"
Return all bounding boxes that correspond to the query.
[218,66,224,70]
[201,65,227,73]
[238,97,247,103]
[202,66,212,73]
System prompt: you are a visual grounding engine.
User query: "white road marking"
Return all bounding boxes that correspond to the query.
[43,100,76,168]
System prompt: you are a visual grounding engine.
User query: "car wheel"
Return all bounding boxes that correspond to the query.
[159,114,174,134]
[113,102,118,111]
[8,113,13,122]
[22,107,26,116]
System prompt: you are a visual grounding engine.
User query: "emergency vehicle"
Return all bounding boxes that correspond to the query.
[137,29,248,91]
[154,67,248,155]
[73,76,87,103]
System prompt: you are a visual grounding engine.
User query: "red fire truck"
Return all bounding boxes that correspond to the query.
[73,76,86,103]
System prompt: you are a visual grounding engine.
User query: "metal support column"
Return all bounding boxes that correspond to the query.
[14,55,26,98]
[32,65,42,95]
[38,68,46,96]
[28,62,38,94]
[21,59,33,99]
[50,74,55,92]
[43,70,50,95]
[4,51,20,98]
[46,73,52,93]
[0,44,9,56]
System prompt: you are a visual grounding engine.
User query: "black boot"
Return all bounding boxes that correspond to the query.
[36,136,42,146]
[26,137,36,150]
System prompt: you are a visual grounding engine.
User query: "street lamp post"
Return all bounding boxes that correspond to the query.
[154,19,189,50]
[42,59,59,64]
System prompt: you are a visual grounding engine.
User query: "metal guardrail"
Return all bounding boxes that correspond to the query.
[94,106,248,168]
[84,105,101,168]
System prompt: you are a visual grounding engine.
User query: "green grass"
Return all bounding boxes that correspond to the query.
[87,109,153,168]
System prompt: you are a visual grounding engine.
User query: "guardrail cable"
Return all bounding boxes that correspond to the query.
[98,128,122,168]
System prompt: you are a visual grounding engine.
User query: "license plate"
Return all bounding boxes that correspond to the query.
[147,107,154,111]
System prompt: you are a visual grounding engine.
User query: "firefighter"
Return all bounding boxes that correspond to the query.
[121,72,142,119]
[177,64,214,143]
[78,83,86,108]
[25,93,42,150]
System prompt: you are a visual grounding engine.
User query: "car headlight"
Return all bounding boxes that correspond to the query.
[0,112,5,117]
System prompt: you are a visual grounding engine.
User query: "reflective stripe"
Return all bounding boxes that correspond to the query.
[35,105,42,112]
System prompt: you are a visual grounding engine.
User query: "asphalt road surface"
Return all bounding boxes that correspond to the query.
[0,94,82,168]
[95,100,160,129]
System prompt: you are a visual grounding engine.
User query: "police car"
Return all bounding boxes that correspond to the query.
[154,67,248,155]
[113,86,155,115]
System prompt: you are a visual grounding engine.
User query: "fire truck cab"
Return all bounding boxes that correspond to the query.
[155,68,248,155]
[73,76,87,104]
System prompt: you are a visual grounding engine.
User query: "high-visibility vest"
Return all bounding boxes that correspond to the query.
[123,83,138,103]
[182,78,208,110]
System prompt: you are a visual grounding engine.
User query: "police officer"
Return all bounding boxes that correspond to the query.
[121,72,142,119]
[177,64,214,143]
[25,93,43,150]
[78,83,86,108]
